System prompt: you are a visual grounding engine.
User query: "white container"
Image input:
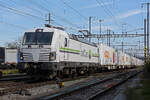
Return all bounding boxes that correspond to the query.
[5,48,18,64]
[99,44,116,68]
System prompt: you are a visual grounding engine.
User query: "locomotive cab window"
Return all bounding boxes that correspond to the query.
[23,32,54,45]
[65,38,67,47]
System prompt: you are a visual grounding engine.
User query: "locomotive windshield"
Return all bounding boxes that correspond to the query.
[23,32,53,45]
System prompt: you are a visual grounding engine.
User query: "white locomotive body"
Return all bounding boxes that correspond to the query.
[20,26,144,78]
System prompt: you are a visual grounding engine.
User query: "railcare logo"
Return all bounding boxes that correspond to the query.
[104,50,110,58]
[80,49,88,57]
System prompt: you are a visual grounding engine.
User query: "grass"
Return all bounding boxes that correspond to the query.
[1,69,18,75]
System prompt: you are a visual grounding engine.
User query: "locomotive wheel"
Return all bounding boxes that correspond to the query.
[48,71,57,79]
[71,71,77,79]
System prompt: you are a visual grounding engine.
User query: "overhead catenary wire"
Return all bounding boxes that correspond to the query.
[96,0,142,49]
[0,0,66,29]
[7,0,44,16]
[0,6,28,30]
[1,0,80,32]
[27,0,81,30]
[59,0,88,21]
[96,0,136,32]
[28,0,50,12]
[97,0,138,32]
[0,20,27,29]
[96,0,121,29]
[27,0,82,31]
[0,2,44,21]
[5,0,64,28]
[109,0,136,30]
[27,0,80,28]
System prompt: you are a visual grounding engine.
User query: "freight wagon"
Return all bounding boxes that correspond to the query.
[99,44,118,70]
[0,47,5,64]
[0,48,20,69]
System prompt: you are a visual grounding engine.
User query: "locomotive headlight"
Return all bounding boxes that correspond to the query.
[20,52,23,60]
[49,52,56,61]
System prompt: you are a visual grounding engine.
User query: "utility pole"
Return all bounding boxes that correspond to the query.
[144,19,147,64]
[106,29,111,46]
[122,41,124,52]
[122,23,126,34]
[142,2,150,64]
[106,28,109,46]
[147,3,149,64]
[137,40,141,57]
[108,29,111,46]
[138,40,141,50]
[99,19,104,43]
[89,16,92,42]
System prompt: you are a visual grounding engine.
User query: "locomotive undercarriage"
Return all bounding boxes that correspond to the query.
[19,62,135,79]
[20,62,104,79]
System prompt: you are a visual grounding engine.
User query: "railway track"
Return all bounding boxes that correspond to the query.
[0,73,28,81]
[0,68,141,97]
[35,70,142,100]
[0,73,103,96]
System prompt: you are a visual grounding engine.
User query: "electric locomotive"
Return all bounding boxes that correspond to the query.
[19,25,144,79]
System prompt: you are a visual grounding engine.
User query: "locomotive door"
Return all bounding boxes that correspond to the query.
[64,38,68,60]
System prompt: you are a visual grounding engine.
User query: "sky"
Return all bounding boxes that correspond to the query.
[0,0,149,56]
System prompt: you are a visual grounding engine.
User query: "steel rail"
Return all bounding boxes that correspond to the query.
[38,70,142,100]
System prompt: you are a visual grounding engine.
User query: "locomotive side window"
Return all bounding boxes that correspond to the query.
[65,38,67,47]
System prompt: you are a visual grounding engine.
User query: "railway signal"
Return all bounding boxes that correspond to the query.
[144,46,148,65]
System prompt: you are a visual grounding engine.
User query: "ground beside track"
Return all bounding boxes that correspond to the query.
[96,71,142,100]
[0,76,93,100]
[0,67,143,100]
[96,69,150,100]
[124,70,150,100]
